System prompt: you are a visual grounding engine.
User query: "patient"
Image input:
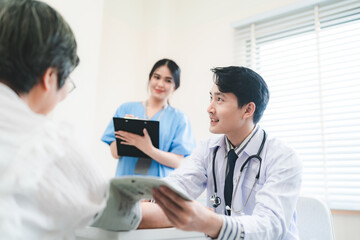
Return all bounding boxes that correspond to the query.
[0,0,106,239]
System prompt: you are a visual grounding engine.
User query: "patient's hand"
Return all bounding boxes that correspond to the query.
[138,202,172,229]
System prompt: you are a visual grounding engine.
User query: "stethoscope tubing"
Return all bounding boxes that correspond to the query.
[211,130,267,213]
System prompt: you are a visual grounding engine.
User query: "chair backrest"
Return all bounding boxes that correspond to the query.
[296,196,336,240]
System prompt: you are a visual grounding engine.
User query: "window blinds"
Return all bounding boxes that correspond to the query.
[233,0,360,210]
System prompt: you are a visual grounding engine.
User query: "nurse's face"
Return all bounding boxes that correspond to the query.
[149,65,175,102]
[207,84,247,136]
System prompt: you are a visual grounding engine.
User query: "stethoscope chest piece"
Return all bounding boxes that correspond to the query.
[210,194,221,208]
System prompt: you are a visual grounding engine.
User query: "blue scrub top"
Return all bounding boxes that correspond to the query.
[101,102,196,177]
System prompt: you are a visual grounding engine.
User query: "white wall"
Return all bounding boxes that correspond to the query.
[45,0,110,175]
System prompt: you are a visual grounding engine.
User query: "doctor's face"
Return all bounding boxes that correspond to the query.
[207,84,246,135]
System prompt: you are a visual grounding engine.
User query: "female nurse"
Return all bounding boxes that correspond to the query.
[101,59,196,177]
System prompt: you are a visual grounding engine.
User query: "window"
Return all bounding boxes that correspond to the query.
[233,0,360,210]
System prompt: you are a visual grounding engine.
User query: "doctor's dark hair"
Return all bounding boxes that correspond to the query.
[0,0,79,94]
[149,59,181,90]
[211,66,269,124]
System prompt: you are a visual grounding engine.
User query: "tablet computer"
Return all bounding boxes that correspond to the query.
[113,117,159,158]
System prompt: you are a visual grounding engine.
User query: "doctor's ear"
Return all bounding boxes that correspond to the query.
[243,102,256,119]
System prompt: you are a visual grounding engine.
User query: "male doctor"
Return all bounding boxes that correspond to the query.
[139,66,302,239]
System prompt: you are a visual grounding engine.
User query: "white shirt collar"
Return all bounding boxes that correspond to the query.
[225,125,259,157]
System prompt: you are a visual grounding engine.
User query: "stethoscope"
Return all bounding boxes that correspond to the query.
[210,130,267,215]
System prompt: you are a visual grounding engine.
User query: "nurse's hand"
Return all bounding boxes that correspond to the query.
[124,114,137,119]
[115,128,154,154]
[152,186,223,238]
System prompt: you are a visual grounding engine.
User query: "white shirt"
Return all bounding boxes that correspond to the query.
[166,127,302,240]
[0,83,107,240]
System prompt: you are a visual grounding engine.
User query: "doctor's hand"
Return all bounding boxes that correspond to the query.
[115,128,154,154]
[152,186,223,238]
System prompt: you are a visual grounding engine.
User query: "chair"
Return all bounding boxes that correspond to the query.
[296,196,336,240]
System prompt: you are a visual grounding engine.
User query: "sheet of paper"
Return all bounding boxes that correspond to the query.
[91,176,191,231]
[110,176,192,201]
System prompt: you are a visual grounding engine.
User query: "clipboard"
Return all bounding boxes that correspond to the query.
[113,117,159,158]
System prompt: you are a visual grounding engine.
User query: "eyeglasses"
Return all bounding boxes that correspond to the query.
[68,77,76,93]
